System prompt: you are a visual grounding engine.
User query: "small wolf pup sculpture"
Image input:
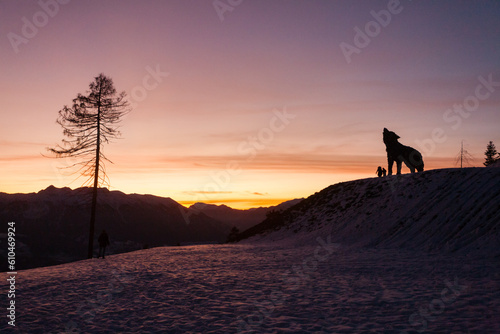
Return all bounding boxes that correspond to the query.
[383,128,424,175]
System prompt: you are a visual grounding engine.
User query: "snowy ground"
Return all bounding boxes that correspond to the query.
[2,241,499,333]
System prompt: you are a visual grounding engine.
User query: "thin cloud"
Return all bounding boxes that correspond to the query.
[182,190,234,196]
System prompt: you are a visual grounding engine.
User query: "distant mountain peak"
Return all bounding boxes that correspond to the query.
[190,202,230,210]
[39,185,73,194]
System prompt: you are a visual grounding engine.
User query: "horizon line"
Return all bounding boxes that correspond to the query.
[1,166,487,209]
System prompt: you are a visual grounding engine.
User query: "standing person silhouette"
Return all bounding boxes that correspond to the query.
[376,166,383,177]
[382,168,387,177]
[98,230,110,259]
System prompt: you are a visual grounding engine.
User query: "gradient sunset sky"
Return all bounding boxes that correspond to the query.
[1,0,499,208]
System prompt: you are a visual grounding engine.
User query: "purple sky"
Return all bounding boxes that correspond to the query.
[1,0,499,208]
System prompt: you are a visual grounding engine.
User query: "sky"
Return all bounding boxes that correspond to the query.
[1,0,499,209]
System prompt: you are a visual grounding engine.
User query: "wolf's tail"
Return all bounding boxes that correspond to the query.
[409,148,424,172]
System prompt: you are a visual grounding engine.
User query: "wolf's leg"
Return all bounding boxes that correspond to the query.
[396,160,402,175]
[403,157,417,173]
[388,157,394,175]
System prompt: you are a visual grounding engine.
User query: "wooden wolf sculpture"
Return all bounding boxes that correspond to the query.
[383,128,424,175]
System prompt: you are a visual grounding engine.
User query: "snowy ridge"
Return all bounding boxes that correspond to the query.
[239,167,500,257]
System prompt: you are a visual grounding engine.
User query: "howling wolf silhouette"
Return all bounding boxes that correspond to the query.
[383,128,424,175]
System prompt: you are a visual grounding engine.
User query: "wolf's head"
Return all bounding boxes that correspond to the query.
[383,128,400,145]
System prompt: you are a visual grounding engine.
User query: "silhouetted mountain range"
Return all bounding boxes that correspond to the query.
[0,186,301,270]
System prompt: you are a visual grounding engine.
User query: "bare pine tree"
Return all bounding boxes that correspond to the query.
[47,73,130,259]
[455,140,474,168]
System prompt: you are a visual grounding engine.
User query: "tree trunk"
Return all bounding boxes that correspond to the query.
[87,94,102,259]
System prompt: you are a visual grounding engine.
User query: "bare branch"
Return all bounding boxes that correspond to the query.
[46,73,130,189]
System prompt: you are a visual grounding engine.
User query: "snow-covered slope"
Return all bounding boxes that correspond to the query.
[238,168,500,257]
[1,243,499,333]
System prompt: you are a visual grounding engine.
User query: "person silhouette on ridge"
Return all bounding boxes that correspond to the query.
[98,229,110,259]
[382,168,387,177]
[376,166,383,177]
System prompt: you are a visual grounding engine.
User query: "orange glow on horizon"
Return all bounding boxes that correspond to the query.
[0,157,461,210]
[178,198,297,210]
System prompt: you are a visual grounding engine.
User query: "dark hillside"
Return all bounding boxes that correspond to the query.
[0,187,231,270]
[235,168,500,257]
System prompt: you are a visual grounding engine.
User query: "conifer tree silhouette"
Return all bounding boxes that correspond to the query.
[47,74,130,258]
